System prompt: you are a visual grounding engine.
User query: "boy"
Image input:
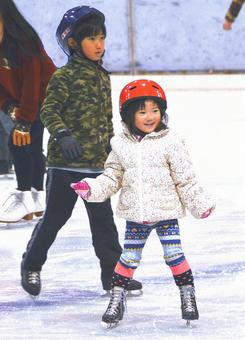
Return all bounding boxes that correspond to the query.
[20,6,142,296]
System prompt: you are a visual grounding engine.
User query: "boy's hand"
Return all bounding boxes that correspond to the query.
[201,207,213,219]
[70,181,91,199]
[57,135,82,162]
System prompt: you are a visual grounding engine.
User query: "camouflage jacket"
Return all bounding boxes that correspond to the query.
[40,56,113,169]
[225,0,245,23]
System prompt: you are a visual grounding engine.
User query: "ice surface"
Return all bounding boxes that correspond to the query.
[0,75,245,339]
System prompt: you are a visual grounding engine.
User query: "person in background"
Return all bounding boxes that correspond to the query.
[20,6,142,298]
[71,79,215,328]
[0,0,56,222]
[0,109,13,175]
[223,0,245,30]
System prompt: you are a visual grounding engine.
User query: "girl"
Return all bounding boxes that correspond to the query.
[71,79,215,328]
[0,0,56,222]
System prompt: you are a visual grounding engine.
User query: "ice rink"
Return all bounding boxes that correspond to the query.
[0,74,245,339]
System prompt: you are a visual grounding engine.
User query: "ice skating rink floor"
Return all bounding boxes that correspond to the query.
[0,74,245,340]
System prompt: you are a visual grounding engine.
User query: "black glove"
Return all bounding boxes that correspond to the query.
[55,130,82,162]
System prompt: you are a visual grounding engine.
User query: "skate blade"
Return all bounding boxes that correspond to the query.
[186,320,191,327]
[30,294,39,301]
[101,320,120,329]
[126,289,143,297]
[0,219,20,223]
[23,290,40,300]
[101,289,143,298]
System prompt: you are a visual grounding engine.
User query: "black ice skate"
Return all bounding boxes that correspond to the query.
[21,263,41,297]
[127,278,143,296]
[179,285,199,326]
[101,286,126,329]
[103,279,143,297]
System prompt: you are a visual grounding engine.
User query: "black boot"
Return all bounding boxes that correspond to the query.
[21,261,41,296]
[101,286,126,328]
[179,285,199,320]
[103,277,142,296]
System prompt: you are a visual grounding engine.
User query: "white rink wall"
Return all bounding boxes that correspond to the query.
[13,0,245,71]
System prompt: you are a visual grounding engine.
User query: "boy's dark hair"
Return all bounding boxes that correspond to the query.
[122,99,168,136]
[0,0,42,66]
[70,14,106,56]
[74,14,106,43]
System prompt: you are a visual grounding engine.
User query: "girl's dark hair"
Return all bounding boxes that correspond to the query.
[122,99,168,136]
[0,0,43,66]
[71,14,106,55]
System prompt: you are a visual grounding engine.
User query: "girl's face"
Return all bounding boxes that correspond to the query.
[80,32,105,61]
[0,15,4,44]
[134,100,161,134]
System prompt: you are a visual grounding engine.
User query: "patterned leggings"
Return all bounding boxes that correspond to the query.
[113,219,194,288]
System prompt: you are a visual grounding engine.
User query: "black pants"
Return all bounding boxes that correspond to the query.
[8,119,45,191]
[22,169,122,290]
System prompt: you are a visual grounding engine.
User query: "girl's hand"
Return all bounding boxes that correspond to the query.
[201,208,213,219]
[223,20,232,30]
[70,181,91,199]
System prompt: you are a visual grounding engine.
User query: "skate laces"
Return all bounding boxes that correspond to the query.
[106,288,126,316]
[27,271,40,285]
[180,286,195,312]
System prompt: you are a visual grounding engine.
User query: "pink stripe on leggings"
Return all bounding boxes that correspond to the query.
[170,259,190,275]
[115,262,135,278]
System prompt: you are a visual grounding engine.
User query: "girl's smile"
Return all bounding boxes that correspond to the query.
[134,100,161,134]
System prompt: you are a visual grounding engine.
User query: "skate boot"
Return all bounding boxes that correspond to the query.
[101,286,126,328]
[127,279,143,296]
[21,262,41,297]
[0,190,35,223]
[31,189,45,217]
[179,285,199,326]
[103,279,143,297]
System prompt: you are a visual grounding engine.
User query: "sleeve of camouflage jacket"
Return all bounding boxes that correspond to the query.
[166,137,215,218]
[225,0,245,23]
[40,69,70,136]
[83,150,124,202]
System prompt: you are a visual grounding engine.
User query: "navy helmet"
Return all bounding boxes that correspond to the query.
[56,6,105,56]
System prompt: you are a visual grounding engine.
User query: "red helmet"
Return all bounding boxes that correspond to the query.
[119,79,167,119]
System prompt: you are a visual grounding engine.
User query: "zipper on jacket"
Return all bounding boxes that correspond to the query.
[137,142,144,222]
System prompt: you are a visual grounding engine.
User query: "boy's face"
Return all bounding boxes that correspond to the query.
[80,32,105,61]
[134,100,162,134]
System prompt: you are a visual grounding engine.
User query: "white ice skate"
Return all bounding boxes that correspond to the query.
[31,189,46,217]
[0,190,36,223]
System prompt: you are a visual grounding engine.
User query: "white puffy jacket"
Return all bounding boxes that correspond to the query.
[84,126,215,223]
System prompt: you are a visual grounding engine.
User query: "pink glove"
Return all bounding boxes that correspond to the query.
[201,208,213,219]
[70,181,91,199]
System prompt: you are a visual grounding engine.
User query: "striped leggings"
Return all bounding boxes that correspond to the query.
[113,219,194,288]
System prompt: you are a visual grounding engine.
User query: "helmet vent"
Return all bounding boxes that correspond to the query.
[129,86,137,91]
